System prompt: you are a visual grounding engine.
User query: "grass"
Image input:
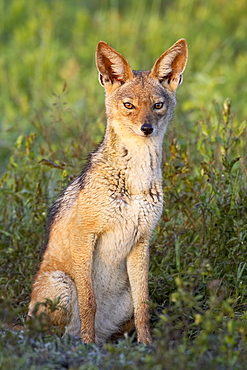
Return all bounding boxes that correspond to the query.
[1,0,247,368]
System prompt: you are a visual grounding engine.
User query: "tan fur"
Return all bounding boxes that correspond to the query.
[28,39,188,344]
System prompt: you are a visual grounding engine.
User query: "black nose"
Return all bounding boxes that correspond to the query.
[141,123,153,136]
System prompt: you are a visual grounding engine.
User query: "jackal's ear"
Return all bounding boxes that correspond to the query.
[96,41,134,93]
[150,39,188,92]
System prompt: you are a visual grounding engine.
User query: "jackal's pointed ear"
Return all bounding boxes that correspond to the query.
[150,39,188,92]
[96,41,134,93]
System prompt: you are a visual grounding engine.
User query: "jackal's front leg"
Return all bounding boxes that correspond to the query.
[127,238,152,344]
[72,232,97,343]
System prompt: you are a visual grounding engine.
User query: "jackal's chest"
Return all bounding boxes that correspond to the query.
[110,191,163,229]
[95,189,163,262]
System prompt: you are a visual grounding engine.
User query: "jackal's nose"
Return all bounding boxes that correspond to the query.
[141,123,153,136]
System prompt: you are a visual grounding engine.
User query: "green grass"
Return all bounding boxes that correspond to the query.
[1,0,247,368]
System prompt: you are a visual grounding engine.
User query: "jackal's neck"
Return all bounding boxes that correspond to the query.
[95,124,164,195]
[101,125,163,166]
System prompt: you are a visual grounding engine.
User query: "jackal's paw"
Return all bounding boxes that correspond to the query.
[137,332,152,345]
[81,332,95,344]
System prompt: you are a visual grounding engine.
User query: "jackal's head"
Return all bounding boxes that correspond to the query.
[96,39,188,139]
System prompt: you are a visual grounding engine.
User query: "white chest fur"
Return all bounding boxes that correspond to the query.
[96,192,162,264]
[92,134,164,261]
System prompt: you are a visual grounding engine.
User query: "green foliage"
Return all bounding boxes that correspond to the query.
[1,0,247,368]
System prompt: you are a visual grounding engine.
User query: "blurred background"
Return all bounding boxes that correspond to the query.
[0,0,246,173]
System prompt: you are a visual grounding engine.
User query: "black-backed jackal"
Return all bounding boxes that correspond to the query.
[28,39,188,344]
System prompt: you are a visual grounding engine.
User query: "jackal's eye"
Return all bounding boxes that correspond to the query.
[154,102,164,110]
[123,102,135,109]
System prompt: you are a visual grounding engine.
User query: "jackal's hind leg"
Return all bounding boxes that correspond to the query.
[109,317,135,341]
[28,270,80,337]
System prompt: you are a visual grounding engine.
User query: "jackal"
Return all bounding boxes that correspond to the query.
[28,39,188,344]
